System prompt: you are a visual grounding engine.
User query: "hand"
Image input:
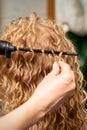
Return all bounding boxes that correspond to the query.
[0,61,76,130]
[31,61,76,114]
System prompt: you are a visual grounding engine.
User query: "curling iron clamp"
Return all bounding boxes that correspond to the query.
[0,40,78,58]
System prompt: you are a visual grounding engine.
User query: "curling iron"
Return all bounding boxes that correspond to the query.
[0,40,78,58]
[0,40,17,58]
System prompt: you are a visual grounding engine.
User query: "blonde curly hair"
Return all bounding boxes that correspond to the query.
[0,13,87,129]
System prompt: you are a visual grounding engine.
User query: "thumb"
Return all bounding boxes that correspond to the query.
[52,61,60,75]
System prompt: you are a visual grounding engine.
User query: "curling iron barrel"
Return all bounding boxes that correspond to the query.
[0,40,78,58]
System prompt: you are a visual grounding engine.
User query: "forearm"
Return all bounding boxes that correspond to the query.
[0,61,75,130]
[0,97,44,130]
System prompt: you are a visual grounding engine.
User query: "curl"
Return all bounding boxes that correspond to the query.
[0,13,87,129]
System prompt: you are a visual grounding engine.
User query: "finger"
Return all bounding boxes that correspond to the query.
[71,70,75,81]
[58,61,71,74]
[32,124,37,130]
[52,61,60,75]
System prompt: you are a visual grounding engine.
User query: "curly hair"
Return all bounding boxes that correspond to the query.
[0,13,87,130]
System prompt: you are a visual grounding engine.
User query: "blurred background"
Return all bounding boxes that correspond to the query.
[0,0,87,105]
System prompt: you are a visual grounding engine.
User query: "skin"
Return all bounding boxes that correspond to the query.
[0,61,76,130]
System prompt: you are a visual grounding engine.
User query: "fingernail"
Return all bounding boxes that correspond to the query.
[53,61,58,69]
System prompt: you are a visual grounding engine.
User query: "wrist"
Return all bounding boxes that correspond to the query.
[26,96,46,125]
[29,93,54,116]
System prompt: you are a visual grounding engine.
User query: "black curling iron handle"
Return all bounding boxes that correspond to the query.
[0,40,17,58]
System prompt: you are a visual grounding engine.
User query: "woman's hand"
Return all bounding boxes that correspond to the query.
[31,61,76,114]
[0,61,76,130]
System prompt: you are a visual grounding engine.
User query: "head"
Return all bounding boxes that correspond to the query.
[0,13,86,129]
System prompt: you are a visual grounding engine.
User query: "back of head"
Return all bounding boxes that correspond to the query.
[0,13,86,129]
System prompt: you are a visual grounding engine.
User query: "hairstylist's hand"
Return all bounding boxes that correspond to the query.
[0,61,76,130]
[31,61,76,114]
